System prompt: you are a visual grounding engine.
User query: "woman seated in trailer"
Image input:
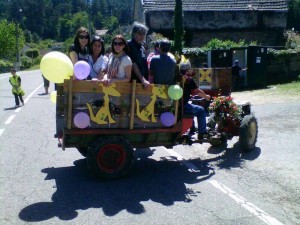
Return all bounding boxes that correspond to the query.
[100,35,132,85]
[88,35,108,80]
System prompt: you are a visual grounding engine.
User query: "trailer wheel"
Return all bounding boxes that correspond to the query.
[87,136,134,179]
[239,115,258,152]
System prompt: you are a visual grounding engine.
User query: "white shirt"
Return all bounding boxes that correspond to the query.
[88,55,108,78]
[107,55,132,79]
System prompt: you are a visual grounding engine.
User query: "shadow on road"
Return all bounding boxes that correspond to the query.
[18,148,214,222]
[3,106,19,110]
[18,145,259,222]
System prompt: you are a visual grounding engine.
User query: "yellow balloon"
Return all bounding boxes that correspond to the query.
[40,51,73,84]
[50,91,57,104]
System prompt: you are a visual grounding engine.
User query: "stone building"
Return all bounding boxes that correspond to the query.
[134,0,289,46]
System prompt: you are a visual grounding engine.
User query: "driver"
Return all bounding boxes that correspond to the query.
[179,60,211,140]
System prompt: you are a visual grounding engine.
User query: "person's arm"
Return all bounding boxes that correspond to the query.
[193,88,210,101]
[69,51,78,65]
[132,63,150,88]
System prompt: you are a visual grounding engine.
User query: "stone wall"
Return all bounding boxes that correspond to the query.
[191,29,285,47]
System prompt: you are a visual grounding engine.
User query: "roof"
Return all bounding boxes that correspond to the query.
[142,0,288,12]
[95,30,109,36]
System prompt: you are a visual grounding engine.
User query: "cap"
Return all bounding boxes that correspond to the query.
[235,60,239,64]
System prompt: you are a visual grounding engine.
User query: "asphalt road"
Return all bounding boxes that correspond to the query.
[0,70,299,225]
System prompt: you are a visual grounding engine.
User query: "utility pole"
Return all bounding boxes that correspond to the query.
[15,8,22,70]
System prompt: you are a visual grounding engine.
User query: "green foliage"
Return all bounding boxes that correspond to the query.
[0,59,13,73]
[0,19,25,62]
[182,48,207,56]
[25,48,39,58]
[267,48,299,57]
[173,0,183,55]
[287,0,300,31]
[182,39,257,56]
[0,0,134,41]
[202,38,256,51]
[21,56,33,69]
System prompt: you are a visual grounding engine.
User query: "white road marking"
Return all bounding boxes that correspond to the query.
[14,83,44,113]
[0,129,4,137]
[163,147,283,225]
[5,115,16,125]
[208,180,284,225]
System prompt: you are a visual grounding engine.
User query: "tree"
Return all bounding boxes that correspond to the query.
[287,0,300,31]
[0,19,25,62]
[173,0,183,54]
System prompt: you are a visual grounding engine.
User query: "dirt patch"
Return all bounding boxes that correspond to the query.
[231,87,300,105]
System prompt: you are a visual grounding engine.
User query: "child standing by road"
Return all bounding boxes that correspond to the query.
[9,68,25,107]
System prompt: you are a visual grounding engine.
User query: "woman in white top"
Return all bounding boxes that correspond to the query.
[101,35,132,85]
[88,35,108,80]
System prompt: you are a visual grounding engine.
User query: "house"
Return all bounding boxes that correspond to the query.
[134,0,289,46]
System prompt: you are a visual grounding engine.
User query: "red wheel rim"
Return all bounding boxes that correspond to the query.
[96,144,126,173]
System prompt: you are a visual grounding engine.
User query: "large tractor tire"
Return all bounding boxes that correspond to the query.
[86,136,134,180]
[239,114,258,151]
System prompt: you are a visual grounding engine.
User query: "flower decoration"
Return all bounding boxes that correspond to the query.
[209,96,242,124]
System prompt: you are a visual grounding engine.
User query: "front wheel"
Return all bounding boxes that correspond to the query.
[87,136,134,180]
[239,114,258,151]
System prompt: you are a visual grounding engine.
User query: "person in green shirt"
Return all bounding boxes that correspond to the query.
[9,68,25,107]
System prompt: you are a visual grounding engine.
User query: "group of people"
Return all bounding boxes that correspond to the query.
[69,23,181,88]
[68,22,211,140]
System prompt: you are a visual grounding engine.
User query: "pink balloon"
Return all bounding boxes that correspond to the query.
[74,61,90,80]
[160,112,175,127]
[74,112,90,129]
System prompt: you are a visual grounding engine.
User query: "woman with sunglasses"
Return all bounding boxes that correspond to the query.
[101,35,132,85]
[88,35,108,80]
[69,27,90,65]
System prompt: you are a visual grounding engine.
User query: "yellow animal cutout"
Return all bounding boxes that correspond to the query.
[87,83,121,125]
[199,68,212,84]
[136,85,168,122]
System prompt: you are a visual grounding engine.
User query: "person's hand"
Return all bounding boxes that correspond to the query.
[142,79,151,89]
[205,95,211,101]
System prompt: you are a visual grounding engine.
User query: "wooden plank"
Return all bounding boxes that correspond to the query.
[67,78,73,129]
[130,80,136,129]
[63,122,182,135]
[63,80,167,96]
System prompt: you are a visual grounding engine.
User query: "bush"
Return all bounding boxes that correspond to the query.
[25,48,39,58]
[0,60,13,73]
[20,56,33,69]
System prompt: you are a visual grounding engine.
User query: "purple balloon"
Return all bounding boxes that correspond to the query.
[160,112,175,127]
[74,112,90,129]
[74,61,90,80]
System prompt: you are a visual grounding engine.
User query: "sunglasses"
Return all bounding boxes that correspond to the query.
[79,35,89,39]
[113,41,125,46]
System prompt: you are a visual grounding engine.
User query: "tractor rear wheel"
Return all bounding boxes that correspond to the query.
[87,136,134,179]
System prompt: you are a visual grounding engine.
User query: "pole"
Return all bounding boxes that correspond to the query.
[15,9,22,69]
[16,22,19,63]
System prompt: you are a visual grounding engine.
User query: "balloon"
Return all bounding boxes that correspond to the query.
[40,51,73,84]
[74,112,90,129]
[168,85,183,100]
[74,61,90,80]
[160,112,175,127]
[50,91,57,104]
